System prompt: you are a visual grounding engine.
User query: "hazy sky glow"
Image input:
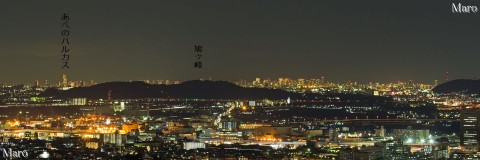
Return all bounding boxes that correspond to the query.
[0,0,479,84]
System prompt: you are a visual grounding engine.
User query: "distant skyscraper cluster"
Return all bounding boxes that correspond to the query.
[236,77,434,96]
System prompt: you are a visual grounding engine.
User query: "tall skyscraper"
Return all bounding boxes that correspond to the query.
[460,106,479,152]
[62,74,68,87]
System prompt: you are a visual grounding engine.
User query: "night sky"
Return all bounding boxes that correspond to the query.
[0,0,479,84]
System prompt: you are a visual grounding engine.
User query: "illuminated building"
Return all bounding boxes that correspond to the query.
[375,126,385,137]
[122,123,139,133]
[183,142,206,150]
[69,98,86,105]
[30,97,46,103]
[62,74,68,87]
[305,130,323,137]
[384,140,411,159]
[460,106,479,152]
[254,126,291,141]
[239,123,271,130]
[339,146,383,160]
[189,121,213,129]
[100,133,125,147]
[392,126,430,144]
[218,116,239,132]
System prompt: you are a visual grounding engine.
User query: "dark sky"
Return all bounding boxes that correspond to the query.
[0,0,479,84]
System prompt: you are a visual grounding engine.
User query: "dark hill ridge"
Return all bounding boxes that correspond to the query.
[432,79,480,94]
[40,80,297,100]
[41,81,164,99]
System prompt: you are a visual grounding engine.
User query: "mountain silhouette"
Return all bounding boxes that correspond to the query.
[39,80,296,100]
[432,79,480,94]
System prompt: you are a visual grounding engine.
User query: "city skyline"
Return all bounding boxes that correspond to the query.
[0,1,479,84]
[1,74,453,86]
[2,1,480,159]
